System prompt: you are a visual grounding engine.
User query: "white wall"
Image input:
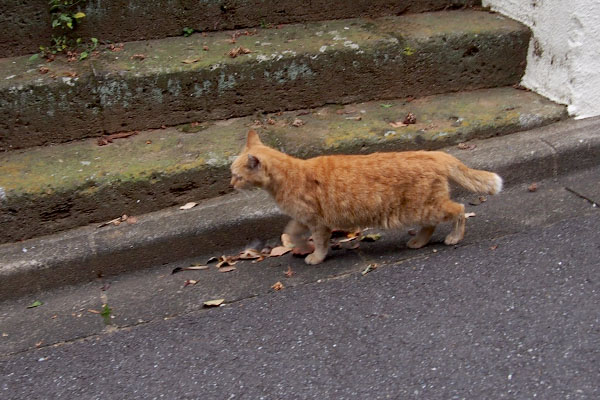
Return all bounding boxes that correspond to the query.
[483,0,600,119]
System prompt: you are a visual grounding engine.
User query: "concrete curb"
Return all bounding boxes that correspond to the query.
[1,117,599,300]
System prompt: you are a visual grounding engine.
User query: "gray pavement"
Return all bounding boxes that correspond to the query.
[1,165,599,399]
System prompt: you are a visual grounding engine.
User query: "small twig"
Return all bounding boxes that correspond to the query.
[565,187,599,207]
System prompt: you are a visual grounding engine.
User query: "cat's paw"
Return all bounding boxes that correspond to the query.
[444,234,462,246]
[305,253,326,265]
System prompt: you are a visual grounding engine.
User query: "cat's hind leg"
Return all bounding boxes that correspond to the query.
[407,225,436,249]
[442,201,466,245]
[305,225,331,265]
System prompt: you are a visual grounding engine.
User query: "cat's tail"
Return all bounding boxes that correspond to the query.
[445,156,503,195]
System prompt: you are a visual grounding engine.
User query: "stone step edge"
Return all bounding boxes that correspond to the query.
[1,116,599,301]
[0,10,529,150]
[0,87,567,244]
[1,0,482,58]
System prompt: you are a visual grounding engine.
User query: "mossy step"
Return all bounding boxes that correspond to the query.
[0,10,528,151]
[1,0,481,58]
[0,87,567,244]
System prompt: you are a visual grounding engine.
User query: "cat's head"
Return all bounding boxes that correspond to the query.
[230,130,270,190]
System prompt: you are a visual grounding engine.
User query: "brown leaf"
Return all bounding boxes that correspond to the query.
[131,54,145,61]
[172,264,209,274]
[389,121,408,128]
[125,216,138,224]
[292,244,314,256]
[361,263,378,275]
[183,279,198,287]
[109,43,124,52]
[146,140,152,144]
[239,248,263,260]
[468,196,487,206]
[179,202,197,210]
[39,66,49,74]
[528,182,538,192]
[284,266,294,278]
[271,281,284,291]
[216,256,238,268]
[270,246,292,257]
[203,46,209,51]
[360,233,381,242]
[490,245,499,250]
[457,142,477,150]
[182,57,200,64]
[218,266,237,273]
[203,298,224,307]
[266,118,276,125]
[465,212,477,219]
[291,118,305,127]
[403,112,417,124]
[228,46,252,58]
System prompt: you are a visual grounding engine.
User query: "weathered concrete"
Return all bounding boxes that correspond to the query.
[0,116,598,301]
[0,87,566,243]
[0,10,529,150]
[0,0,481,58]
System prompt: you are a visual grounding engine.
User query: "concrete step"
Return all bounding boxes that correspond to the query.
[0,10,529,151]
[1,0,481,58]
[0,87,566,244]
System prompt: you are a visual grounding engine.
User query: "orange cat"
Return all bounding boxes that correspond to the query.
[231,130,502,265]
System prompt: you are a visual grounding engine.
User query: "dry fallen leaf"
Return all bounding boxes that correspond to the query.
[389,121,408,128]
[292,244,314,256]
[528,182,538,192]
[469,196,488,206]
[180,202,197,210]
[203,299,225,307]
[270,246,292,257]
[39,66,49,74]
[345,116,362,121]
[361,263,378,275]
[239,248,263,260]
[271,281,284,291]
[172,264,209,274]
[131,54,146,61]
[218,266,237,273]
[266,118,276,125]
[182,57,201,64]
[360,233,381,242]
[87,309,101,314]
[228,46,252,58]
[490,245,499,250]
[403,112,417,124]
[465,212,477,219]
[284,266,294,278]
[183,279,198,287]
[125,216,138,224]
[216,256,238,268]
[291,118,305,127]
[457,142,477,150]
[203,46,209,51]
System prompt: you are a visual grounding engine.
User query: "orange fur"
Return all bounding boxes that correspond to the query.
[231,130,502,264]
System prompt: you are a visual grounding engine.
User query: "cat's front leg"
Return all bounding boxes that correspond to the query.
[283,219,312,251]
[305,225,331,265]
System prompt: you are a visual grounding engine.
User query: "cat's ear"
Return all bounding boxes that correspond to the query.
[246,130,262,147]
[247,154,260,169]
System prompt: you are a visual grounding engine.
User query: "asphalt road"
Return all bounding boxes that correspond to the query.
[1,171,600,398]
